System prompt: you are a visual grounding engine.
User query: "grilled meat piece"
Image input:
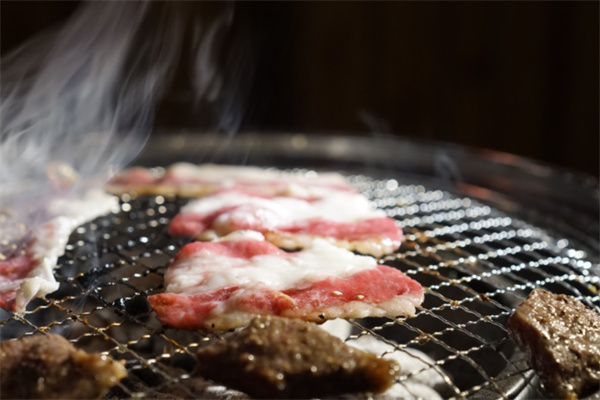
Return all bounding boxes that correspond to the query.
[195,315,400,399]
[0,333,127,399]
[507,288,600,399]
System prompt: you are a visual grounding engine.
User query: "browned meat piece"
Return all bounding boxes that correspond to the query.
[195,316,399,399]
[0,333,127,399]
[507,288,600,399]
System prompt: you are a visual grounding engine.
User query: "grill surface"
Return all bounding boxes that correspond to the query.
[1,169,599,399]
[2,133,599,399]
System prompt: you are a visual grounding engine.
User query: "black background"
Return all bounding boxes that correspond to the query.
[2,1,598,177]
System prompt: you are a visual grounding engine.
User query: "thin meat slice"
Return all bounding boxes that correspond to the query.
[169,190,402,257]
[147,235,423,332]
[0,189,118,313]
[106,163,355,198]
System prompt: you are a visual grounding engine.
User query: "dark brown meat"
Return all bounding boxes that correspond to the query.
[0,333,127,399]
[507,288,600,399]
[195,316,399,399]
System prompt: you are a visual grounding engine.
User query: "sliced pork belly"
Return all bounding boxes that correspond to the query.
[147,235,423,332]
[0,190,118,313]
[106,163,355,198]
[169,190,402,257]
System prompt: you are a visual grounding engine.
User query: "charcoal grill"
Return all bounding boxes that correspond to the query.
[1,132,598,399]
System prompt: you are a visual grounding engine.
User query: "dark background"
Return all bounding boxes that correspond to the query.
[2,1,598,177]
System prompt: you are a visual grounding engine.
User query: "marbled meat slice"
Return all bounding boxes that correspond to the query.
[0,333,127,399]
[106,163,355,198]
[169,190,401,257]
[507,288,600,399]
[195,315,399,399]
[0,189,118,313]
[147,236,423,331]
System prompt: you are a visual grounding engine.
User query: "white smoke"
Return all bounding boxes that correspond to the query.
[0,1,236,250]
[1,2,182,199]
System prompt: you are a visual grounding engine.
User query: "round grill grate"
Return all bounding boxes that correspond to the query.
[1,173,598,399]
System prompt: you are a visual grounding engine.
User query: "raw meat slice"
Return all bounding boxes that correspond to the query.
[147,235,423,331]
[106,163,355,198]
[0,189,118,313]
[169,190,401,257]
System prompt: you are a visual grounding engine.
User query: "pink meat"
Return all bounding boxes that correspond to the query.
[0,256,37,311]
[107,164,356,197]
[174,239,289,260]
[167,190,403,257]
[147,240,423,331]
[0,190,117,313]
[108,167,158,186]
[160,167,355,193]
[170,211,400,244]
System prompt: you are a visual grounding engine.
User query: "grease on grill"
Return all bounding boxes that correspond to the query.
[0,333,127,399]
[195,316,399,399]
[507,289,600,399]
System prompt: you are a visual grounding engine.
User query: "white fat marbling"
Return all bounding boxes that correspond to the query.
[165,239,378,295]
[168,163,349,187]
[181,192,384,228]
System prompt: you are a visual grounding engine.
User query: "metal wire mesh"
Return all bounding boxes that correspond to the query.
[1,173,599,399]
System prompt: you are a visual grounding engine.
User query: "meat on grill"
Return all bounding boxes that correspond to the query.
[195,315,400,399]
[507,288,600,399]
[147,234,423,332]
[0,189,118,313]
[106,163,355,198]
[0,333,127,399]
[169,190,401,257]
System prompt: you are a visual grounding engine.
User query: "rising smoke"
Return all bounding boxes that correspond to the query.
[0,2,234,222]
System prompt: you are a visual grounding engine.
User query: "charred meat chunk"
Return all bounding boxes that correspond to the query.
[507,288,600,399]
[0,333,127,399]
[195,316,399,399]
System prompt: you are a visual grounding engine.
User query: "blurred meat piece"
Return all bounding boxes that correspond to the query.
[0,189,118,313]
[507,288,600,399]
[195,315,399,399]
[0,333,127,399]
[106,163,354,198]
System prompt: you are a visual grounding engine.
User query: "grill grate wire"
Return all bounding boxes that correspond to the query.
[1,174,598,399]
